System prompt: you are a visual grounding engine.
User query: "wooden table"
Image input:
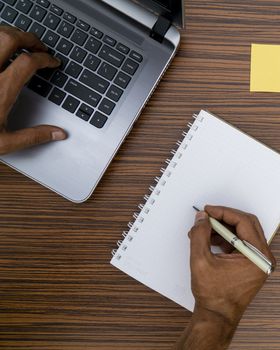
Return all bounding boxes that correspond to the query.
[1,0,280,349]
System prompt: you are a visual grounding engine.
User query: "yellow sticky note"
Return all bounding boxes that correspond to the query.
[250,44,280,92]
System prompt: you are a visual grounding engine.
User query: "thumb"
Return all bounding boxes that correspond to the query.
[0,125,67,155]
[189,211,212,259]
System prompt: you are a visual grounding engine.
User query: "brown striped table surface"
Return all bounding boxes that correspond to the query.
[1,0,280,349]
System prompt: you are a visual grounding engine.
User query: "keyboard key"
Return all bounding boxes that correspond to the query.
[49,87,66,106]
[43,13,60,30]
[84,53,100,72]
[1,6,18,23]
[0,2,4,11]
[90,27,103,39]
[130,50,143,63]
[50,4,63,16]
[99,45,125,68]
[98,98,115,115]
[56,38,73,55]
[65,61,82,78]
[63,12,76,24]
[97,62,117,81]
[103,35,116,47]
[84,36,101,54]
[116,43,129,55]
[15,14,31,31]
[122,58,139,75]
[37,67,54,80]
[3,0,16,5]
[28,75,52,97]
[80,103,94,116]
[76,19,89,32]
[16,0,32,14]
[36,0,50,8]
[114,71,131,89]
[90,111,107,129]
[29,22,45,38]
[51,70,68,88]
[106,84,123,102]
[57,21,74,38]
[65,79,101,108]
[30,5,47,22]
[70,46,87,63]
[71,28,88,46]
[62,95,79,114]
[42,30,59,47]
[80,69,109,94]
[55,53,69,69]
[76,109,91,122]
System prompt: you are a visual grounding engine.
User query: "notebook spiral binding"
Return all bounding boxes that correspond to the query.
[112,113,204,260]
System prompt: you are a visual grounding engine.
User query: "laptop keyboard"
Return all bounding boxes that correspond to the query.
[0,0,143,129]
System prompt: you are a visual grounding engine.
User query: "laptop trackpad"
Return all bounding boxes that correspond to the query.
[1,88,108,202]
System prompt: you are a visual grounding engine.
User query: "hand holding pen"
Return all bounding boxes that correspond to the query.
[176,205,276,350]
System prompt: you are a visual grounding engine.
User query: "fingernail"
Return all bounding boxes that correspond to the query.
[52,131,66,141]
[195,211,207,223]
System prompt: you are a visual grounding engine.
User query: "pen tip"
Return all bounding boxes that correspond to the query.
[193,206,200,211]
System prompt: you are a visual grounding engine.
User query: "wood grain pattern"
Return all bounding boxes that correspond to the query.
[1,0,280,349]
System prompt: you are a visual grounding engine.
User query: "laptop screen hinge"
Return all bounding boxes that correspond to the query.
[150,16,172,43]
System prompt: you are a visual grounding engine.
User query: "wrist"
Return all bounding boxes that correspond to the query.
[190,305,240,349]
[193,304,242,328]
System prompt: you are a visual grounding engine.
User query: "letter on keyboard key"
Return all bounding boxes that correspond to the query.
[98,62,117,81]
[98,45,125,68]
[84,54,101,72]
[114,71,131,89]
[30,5,47,22]
[79,69,109,94]
[71,28,88,46]
[50,4,63,16]
[43,13,60,30]
[57,21,74,38]
[106,85,123,102]
[28,75,52,97]
[36,0,50,9]
[62,95,79,114]
[98,98,115,116]
[65,61,82,78]
[56,38,73,55]
[63,12,76,24]
[76,109,91,122]
[15,14,31,31]
[85,36,102,55]
[65,79,101,108]
[51,71,68,88]
[1,6,18,23]
[122,58,139,75]
[90,111,108,129]
[16,0,33,14]
[80,103,94,116]
[42,30,59,47]
[29,22,46,39]
[48,87,66,106]
[70,46,87,64]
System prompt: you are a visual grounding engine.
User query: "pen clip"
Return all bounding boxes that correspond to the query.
[243,240,273,268]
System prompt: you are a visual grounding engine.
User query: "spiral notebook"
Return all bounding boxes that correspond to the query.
[110,110,280,311]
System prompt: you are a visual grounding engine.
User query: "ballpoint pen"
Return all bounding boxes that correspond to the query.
[193,206,274,275]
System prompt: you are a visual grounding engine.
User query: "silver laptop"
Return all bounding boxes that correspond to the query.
[0,0,184,202]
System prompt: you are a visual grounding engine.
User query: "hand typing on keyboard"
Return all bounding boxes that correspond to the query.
[0,25,66,155]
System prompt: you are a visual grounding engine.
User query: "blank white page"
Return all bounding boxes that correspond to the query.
[111,110,280,311]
